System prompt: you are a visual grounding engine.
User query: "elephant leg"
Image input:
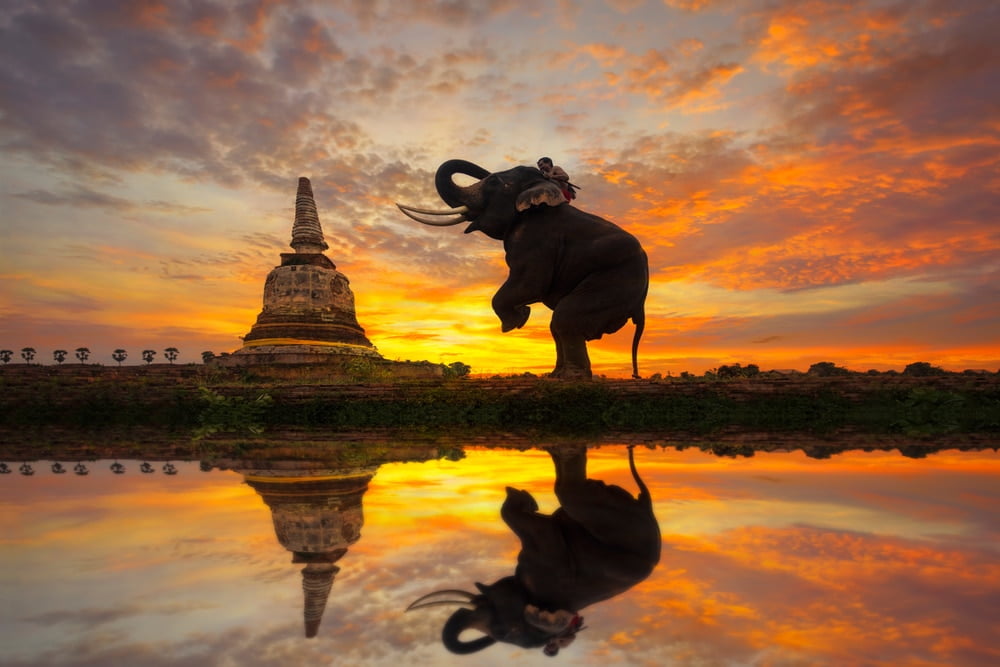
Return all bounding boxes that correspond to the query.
[501,487,564,554]
[548,324,591,379]
[551,335,565,376]
[547,446,588,497]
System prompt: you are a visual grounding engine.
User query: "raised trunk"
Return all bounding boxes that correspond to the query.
[435,159,490,210]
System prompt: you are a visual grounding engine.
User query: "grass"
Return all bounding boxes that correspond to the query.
[1,370,998,440]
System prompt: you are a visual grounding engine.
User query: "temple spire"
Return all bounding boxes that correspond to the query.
[291,177,328,253]
[302,562,339,638]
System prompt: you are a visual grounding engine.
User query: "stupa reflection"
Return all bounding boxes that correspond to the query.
[217,459,377,638]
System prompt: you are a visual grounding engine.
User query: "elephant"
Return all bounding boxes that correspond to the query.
[397,160,649,379]
[407,445,661,656]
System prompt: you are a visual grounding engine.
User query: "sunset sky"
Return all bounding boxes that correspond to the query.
[1,0,997,376]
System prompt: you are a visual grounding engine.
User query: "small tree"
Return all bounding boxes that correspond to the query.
[201,351,216,364]
[0,350,11,364]
[716,364,741,379]
[75,347,90,363]
[21,347,36,364]
[807,361,850,377]
[53,349,68,364]
[445,361,471,378]
[903,361,946,377]
[718,363,761,379]
[164,347,179,364]
[112,349,127,366]
[142,349,157,365]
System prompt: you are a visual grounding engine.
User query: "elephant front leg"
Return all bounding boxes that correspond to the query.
[492,290,531,333]
[501,487,561,551]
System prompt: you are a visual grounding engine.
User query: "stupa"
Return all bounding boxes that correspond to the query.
[222,177,383,365]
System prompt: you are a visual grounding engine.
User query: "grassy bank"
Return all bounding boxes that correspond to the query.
[1,365,998,440]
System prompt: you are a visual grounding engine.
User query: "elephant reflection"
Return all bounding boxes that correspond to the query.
[408,446,660,656]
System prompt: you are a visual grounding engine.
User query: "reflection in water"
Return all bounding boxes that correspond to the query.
[409,445,660,656]
[225,461,377,638]
[1,445,999,666]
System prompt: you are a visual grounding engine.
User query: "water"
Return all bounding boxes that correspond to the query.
[1,443,998,666]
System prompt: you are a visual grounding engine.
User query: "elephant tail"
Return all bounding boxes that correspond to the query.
[627,445,652,508]
[630,300,645,380]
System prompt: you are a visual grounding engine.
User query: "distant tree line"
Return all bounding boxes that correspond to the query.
[0,348,994,377]
[0,347,182,366]
[691,361,988,378]
[634,360,993,380]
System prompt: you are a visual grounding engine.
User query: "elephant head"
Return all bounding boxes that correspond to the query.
[398,159,567,240]
[409,578,556,654]
[407,446,660,656]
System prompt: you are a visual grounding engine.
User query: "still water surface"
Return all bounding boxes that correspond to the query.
[1,444,998,666]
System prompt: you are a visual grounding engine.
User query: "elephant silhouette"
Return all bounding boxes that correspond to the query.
[408,445,661,656]
[398,160,649,379]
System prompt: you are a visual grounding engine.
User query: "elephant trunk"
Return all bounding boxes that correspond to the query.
[442,608,497,654]
[435,159,490,211]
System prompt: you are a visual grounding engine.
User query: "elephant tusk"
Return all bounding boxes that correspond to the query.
[398,204,469,216]
[396,203,469,226]
[406,600,476,611]
[406,589,477,611]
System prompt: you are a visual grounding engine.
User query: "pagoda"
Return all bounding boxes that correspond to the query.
[223,177,383,365]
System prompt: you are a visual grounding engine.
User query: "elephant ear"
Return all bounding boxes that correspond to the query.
[516,181,566,211]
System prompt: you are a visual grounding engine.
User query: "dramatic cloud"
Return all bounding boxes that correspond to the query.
[0,0,996,373]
